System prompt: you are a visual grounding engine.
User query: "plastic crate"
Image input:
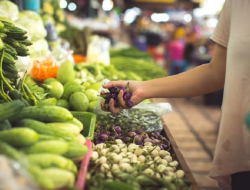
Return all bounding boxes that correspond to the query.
[71,112,96,141]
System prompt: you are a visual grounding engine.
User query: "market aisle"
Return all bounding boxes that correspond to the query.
[153,97,221,190]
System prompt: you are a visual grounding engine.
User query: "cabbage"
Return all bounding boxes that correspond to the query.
[28,38,50,57]
[18,11,43,25]
[15,11,47,42]
[15,17,47,42]
[0,0,19,20]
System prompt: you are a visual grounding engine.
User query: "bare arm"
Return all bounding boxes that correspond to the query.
[142,44,227,98]
[102,43,227,114]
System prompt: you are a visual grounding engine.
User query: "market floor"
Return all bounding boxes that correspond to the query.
[152,97,221,190]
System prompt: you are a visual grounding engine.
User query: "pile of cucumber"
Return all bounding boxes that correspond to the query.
[0,20,31,84]
[0,100,88,189]
[0,20,40,106]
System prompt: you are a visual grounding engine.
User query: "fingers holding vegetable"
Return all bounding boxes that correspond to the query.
[102,81,128,89]
[100,81,145,114]
[100,82,134,114]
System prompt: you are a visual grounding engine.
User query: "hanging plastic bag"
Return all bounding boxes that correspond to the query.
[86,36,110,66]
[0,156,40,190]
[29,54,58,82]
[93,79,172,132]
[51,48,74,67]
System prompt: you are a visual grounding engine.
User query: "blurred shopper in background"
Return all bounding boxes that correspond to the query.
[102,0,250,189]
[167,26,188,75]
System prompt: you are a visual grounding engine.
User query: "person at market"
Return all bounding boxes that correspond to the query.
[167,25,188,75]
[101,0,250,189]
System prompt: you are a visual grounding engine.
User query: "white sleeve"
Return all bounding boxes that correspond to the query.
[211,0,232,47]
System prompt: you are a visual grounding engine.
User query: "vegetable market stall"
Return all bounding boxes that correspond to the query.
[161,121,199,190]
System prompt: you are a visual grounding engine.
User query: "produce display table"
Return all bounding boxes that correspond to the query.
[161,117,199,190]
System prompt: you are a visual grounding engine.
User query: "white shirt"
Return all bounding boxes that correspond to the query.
[209,0,250,189]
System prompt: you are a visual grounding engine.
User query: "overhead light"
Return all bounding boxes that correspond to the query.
[206,17,218,27]
[124,9,137,24]
[184,14,192,22]
[60,0,67,9]
[102,0,113,11]
[68,2,77,11]
[193,8,203,17]
[132,7,141,15]
[151,13,169,22]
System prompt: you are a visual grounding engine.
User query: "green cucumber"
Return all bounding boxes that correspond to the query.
[27,164,54,189]
[0,127,38,147]
[37,98,57,106]
[18,119,77,142]
[38,134,64,141]
[0,100,24,122]
[63,142,88,159]
[0,140,24,161]
[42,168,75,189]
[76,134,86,145]
[0,140,54,189]
[63,118,83,131]
[21,140,69,155]
[0,119,12,130]
[49,123,80,136]
[27,153,77,174]
[9,106,73,123]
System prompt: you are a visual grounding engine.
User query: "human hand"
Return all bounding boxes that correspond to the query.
[100,80,145,114]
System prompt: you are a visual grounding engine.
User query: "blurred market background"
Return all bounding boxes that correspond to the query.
[7,0,224,189]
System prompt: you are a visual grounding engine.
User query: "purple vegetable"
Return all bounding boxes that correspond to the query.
[128,132,136,137]
[123,91,132,100]
[160,144,168,150]
[114,126,121,133]
[134,135,143,144]
[126,100,133,108]
[110,132,117,137]
[141,132,149,139]
[126,82,131,92]
[99,133,108,141]
[109,125,114,131]
[94,132,98,138]
[115,87,127,94]
[94,140,101,145]
[114,101,119,108]
[101,93,113,100]
[137,141,144,146]
[123,137,131,143]
[96,125,101,131]
[135,130,142,135]
[107,131,111,136]
[159,136,166,141]
[111,93,117,99]
[154,132,160,136]
[108,87,117,93]
[115,134,121,139]
[152,139,161,145]
[144,138,153,143]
